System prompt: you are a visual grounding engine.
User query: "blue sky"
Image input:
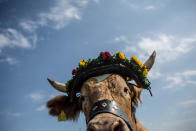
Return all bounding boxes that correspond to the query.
[0,0,196,131]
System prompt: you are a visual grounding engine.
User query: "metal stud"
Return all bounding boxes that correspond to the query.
[102,102,107,108]
[92,106,98,111]
[112,106,118,110]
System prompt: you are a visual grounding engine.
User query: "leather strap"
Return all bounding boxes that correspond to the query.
[88,99,134,131]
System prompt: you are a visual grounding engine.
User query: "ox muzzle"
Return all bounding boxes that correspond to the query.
[87,99,135,131]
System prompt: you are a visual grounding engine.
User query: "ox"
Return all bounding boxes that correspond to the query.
[46,51,156,131]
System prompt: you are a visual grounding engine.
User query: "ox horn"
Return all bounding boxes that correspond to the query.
[47,78,67,92]
[143,50,156,71]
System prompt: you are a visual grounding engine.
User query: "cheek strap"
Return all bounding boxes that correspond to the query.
[88,99,134,131]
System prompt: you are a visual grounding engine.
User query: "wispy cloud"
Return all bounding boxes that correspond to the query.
[29,93,45,102]
[20,0,82,31]
[36,105,46,111]
[163,70,196,89]
[159,117,196,131]
[148,69,162,80]
[144,5,155,10]
[0,28,33,50]
[7,112,22,117]
[0,56,18,65]
[180,99,196,105]
[0,28,37,64]
[0,0,98,64]
[114,34,196,63]
[121,0,158,11]
[0,111,22,117]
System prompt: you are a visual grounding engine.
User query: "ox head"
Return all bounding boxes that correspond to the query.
[46,51,156,131]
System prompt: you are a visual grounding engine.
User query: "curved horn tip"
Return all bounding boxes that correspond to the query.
[144,50,156,71]
[152,50,156,57]
[47,78,54,86]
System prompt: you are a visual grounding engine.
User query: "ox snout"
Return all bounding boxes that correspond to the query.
[87,114,130,131]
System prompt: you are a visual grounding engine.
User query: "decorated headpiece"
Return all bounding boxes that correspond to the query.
[48,51,156,101]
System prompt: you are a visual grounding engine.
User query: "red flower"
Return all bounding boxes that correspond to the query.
[104,51,111,57]
[103,51,111,60]
[72,69,76,75]
[100,51,111,61]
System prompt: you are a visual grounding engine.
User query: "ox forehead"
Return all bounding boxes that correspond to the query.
[92,74,111,82]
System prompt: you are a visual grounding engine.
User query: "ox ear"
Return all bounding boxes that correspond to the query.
[130,85,143,107]
[132,86,143,106]
[127,80,143,107]
[46,95,81,121]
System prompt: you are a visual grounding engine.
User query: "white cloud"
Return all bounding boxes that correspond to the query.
[36,105,46,111]
[180,99,196,105]
[114,35,129,43]
[0,28,37,64]
[20,0,98,31]
[29,93,45,102]
[114,34,196,63]
[121,0,158,11]
[148,70,162,80]
[0,56,18,65]
[0,28,38,64]
[159,117,196,131]
[187,80,196,85]
[0,111,22,117]
[93,0,100,4]
[144,5,155,10]
[181,70,196,77]
[38,0,81,30]
[0,28,32,50]
[0,0,99,64]
[7,112,22,117]
[163,70,196,89]
[19,20,38,32]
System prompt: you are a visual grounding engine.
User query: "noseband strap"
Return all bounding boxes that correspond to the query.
[88,99,134,131]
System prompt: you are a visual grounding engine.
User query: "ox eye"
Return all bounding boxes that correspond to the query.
[124,87,128,93]
[80,96,85,102]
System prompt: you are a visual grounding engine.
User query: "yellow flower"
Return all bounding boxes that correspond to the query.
[115,52,119,55]
[119,52,125,60]
[143,68,148,77]
[138,61,143,67]
[131,56,137,62]
[131,56,143,67]
[79,60,87,67]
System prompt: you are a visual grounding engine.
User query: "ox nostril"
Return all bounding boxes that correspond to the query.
[87,123,98,131]
[113,119,128,131]
[112,121,121,131]
[113,125,120,131]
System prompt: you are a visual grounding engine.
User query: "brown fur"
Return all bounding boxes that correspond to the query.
[46,95,80,121]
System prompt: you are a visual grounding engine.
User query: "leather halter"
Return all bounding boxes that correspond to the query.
[88,99,136,131]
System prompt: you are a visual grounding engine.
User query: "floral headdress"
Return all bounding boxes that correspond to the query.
[48,51,156,101]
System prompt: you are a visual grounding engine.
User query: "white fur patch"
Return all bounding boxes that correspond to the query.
[92,74,111,82]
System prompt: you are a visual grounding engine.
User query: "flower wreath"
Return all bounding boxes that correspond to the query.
[63,51,151,98]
